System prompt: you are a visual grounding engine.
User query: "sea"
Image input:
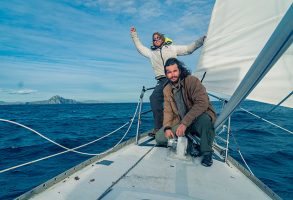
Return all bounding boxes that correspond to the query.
[0,101,292,199]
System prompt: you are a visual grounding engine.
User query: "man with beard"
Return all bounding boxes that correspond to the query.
[155,58,217,167]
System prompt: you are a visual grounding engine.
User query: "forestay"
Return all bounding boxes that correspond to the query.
[195,0,293,108]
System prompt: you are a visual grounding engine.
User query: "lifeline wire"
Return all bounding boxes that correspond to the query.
[0,122,129,174]
[216,104,291,176]
[88,99,140,155]
[0,118,124,156]
[230,131,254,176]
[0,101,140,173]
[208,93,290,176]
[240,107,292,134]
[209,96,254,173]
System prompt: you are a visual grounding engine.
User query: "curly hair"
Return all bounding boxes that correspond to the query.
[164,58,191,79]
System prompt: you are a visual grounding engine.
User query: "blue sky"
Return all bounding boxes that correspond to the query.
[0,0,215,102]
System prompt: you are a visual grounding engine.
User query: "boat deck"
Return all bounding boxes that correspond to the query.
[27,136,272,200]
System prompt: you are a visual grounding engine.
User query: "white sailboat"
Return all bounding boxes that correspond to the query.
[2,0,292,199]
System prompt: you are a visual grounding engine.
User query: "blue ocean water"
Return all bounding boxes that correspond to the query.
[0,102,292,199]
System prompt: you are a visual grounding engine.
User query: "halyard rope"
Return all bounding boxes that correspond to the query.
[0,101,140,173]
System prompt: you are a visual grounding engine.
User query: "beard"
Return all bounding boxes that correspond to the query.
[170,76,179,83]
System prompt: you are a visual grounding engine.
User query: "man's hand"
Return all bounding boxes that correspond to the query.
[130,26,136,33]
[165,129,175,139]
[176,124,187,137]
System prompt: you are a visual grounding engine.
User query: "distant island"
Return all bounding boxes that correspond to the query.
[29,95,80,105]
[0,95,103,105]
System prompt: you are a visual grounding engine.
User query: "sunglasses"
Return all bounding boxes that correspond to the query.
[153,37,162,42]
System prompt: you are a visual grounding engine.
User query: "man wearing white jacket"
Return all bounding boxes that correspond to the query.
[130,26,205,137]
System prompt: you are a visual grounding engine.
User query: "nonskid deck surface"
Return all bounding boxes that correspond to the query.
[30,137,271,200]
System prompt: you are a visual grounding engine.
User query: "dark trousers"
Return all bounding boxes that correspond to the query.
[155,113,215,155]
[188,113,215,155]
[150,78,168,130]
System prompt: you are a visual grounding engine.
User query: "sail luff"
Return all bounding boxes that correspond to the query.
[214,4,293,130]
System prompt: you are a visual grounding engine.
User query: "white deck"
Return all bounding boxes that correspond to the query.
[30,137,272,200]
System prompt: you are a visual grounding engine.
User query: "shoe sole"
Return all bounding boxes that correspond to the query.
[201,162,212,167]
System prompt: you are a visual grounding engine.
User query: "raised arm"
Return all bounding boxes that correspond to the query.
[175,36,206,56]
[130,27,151,58]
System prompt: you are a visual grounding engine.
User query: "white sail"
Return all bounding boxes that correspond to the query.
[195,0,293,108]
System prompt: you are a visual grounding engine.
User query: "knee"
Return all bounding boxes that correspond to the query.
[193,114,214,134]
[197,113,213,127]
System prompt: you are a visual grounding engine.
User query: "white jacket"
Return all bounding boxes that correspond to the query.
[131,31,205,78]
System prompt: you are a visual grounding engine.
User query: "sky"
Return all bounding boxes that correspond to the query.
[0,0,215,102]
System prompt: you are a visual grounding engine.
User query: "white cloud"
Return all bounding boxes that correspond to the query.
[77,0,137,14]
[177,12,209,32]
[165,0,208,6]
[77,0,163,20]
[137,1,163,20]
[160,1,214,43]
[99,0,137,14]
[8,89,38,95]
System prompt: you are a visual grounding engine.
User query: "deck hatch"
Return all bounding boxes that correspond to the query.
[96,160,114,166]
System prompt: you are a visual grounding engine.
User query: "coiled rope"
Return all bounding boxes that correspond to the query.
[0,101,140,174]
